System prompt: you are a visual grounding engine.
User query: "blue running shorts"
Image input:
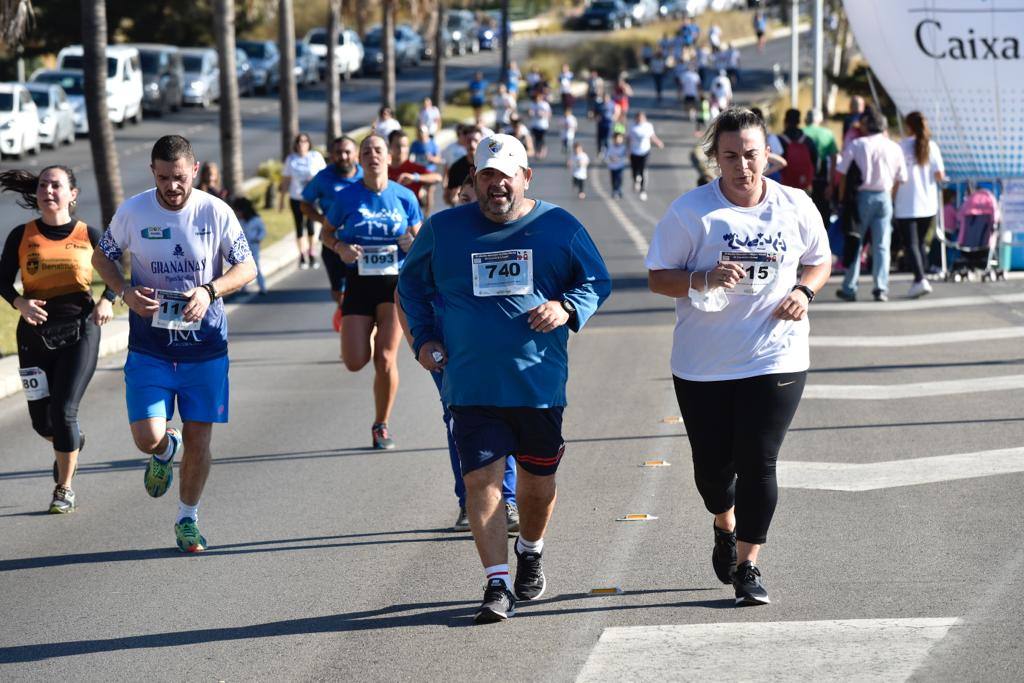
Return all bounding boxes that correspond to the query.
[449,405,565,476]
[124,351,230,424]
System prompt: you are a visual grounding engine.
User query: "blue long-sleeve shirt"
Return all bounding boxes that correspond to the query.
[398,200,611,408]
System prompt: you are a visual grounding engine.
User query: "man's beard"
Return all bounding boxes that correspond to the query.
[335,161,353,175]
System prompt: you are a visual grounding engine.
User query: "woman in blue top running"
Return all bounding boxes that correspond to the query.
[323,134,423,450]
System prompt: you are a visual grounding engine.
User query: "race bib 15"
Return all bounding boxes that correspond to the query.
[720,250,779,296]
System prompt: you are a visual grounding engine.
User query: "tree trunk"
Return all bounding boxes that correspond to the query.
[278,0,299,160]
[326,0,343,140]
[213,0,243,195]
[500,0,510,89]
[431,0,445,107]
[80,0,123,227]
[382,0,395,110]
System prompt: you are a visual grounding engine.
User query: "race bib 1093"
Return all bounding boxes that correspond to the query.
[358,245,399,276]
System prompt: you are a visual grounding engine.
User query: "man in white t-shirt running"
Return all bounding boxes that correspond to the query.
[628,111,664,201]
[92,135,256,553]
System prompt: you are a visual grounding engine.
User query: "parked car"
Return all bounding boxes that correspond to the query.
[294,41,319,86]
[180,47,219,108]
[304,27,363,80]
[236,48,255,96]
[578,0,633,30]
[236,40,280,94]
[623,0,660,24]
[25,82,75,148]
[56,44,143,127]
[29,70,87,134]
[658,0,689,19]
[478,11,511,51]
[682,0,710,16]
[128,43,183,116]
[361,25,423,74]
[445,9,479,56]
[0,83,40,158]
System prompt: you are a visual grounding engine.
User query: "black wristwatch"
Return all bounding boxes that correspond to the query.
[101,287,118,303]
[792,284,815,302]
[560,299,577,322]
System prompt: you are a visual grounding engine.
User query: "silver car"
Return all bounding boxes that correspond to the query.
[180,48,219,108]
[29,70,87,134]
[294,41,319,87]
[26,82,75,147]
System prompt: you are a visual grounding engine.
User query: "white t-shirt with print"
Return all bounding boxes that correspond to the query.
[529,100,551,130]
[894,138,945,218]
[645,177,831,381]
[283,151,327,200]
[98,188,250,361]
[629,121,656,156]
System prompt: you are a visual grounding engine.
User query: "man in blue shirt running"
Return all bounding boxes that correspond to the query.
[398,134,612,624]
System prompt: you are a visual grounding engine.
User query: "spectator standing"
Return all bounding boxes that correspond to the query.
[197,161,229,200]
[778,108,819,194]
[802,109,839,225]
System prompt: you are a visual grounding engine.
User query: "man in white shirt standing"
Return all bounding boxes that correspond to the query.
[92,135,256,552]
[835,109,908,302]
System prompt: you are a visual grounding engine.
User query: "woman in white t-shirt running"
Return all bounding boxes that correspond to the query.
[893,111,946,298]
[646,107,831,607]
[280,132,326,269]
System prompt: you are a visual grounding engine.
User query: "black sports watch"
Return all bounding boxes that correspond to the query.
[792,284,815,302]
[560,299,577,323]
[101,287,118,303]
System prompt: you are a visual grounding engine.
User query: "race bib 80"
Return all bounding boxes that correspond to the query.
[720,251,779,296]
[19,367,49,401]
[152,289,200,331]
[472,249,534,297]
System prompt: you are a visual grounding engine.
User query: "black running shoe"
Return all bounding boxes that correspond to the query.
[733,561,770,606]
[453,507,470,531]
[474,578,515,624]
[514,544,546,601]
[712,524,737,584]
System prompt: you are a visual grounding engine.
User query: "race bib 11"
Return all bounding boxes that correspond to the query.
[358,245,399,276]
[720,250,779,296]
[152,289,200,331]
[472,249,534,297]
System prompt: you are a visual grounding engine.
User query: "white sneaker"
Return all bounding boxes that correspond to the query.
[639,191,648,201]
[908,279,932,298]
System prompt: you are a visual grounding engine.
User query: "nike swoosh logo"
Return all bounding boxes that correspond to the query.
[778,380,796,387]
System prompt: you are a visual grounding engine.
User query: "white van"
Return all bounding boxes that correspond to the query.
[56,44,143,127]
[0,83,41,158]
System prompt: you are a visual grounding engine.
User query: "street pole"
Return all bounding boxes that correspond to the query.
[812,0,824,116]
[790,0,799,109]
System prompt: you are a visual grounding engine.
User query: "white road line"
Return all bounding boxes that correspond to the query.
[812,326,1024,347]
[577,618,959,682]
[804,374,1024,400]
[812,292,1024,312]
[779,447,1024,491]
[592,171,649,255]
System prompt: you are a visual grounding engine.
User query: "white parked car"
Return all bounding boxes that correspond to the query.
[624,0,660,24]
[26,82,75,148]
[57,44,143,127]
[180,47,220,108]
[30,70,87,134]
[0,83,41,159]
[305,27,363,80]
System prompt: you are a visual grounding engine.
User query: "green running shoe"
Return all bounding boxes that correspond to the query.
[174,517,207,553]
[48,485,76,514]
[144,429,180,498]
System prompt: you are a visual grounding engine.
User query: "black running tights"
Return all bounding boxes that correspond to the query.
[672,371,806,545]
[17,318,99,452]
[630,153,649,191]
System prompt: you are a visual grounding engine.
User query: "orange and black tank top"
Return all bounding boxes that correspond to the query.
[18,220,93,301]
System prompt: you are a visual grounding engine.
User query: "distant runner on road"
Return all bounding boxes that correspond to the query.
[92,135,257,553]
[398,134,611,624]
[647,108,830,606]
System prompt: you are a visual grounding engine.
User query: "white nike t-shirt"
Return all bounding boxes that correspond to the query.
[645,178,830,381]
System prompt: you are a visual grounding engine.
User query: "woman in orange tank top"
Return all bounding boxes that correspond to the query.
[0,165,113,514]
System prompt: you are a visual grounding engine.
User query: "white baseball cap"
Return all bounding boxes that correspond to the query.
[474,134,529,178]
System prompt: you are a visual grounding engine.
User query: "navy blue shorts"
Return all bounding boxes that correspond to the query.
[450,405,565,476]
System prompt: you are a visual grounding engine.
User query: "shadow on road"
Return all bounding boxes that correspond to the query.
[0,587,726,663]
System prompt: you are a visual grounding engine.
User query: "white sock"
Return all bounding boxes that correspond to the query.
[155,432,177,463]
[484,564,512,591]
[177,501,199,524]
[516,536,544,555]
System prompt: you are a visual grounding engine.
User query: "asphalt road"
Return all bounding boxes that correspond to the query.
[7,31,1018,682]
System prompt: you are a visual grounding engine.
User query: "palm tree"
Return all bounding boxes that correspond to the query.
[80,0,124,227]
[381,0,395,110]
[0,0,33,48]
[278,0,299,160]
[431,0,445,107]
[500,0,510,88]
[326,0,342,140]
[213,0,243,195]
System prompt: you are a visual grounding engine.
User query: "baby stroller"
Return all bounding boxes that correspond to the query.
[942,187,1005,282]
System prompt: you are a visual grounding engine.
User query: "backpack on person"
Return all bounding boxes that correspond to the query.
[779,133,814,191]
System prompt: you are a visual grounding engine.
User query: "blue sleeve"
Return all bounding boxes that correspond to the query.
[563,227,612,332]
[254,217,266,242]
[301,175,319,205]
[326,200,345,237]
[396,219,439,356]
[404,190,423,227]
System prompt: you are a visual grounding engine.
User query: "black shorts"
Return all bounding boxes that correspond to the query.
[531,128,547,148]
[321,245,347,294]
[450,405,565,476]
[340,270,397,316]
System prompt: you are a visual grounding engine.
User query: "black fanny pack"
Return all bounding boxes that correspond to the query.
[35,319,84,351]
